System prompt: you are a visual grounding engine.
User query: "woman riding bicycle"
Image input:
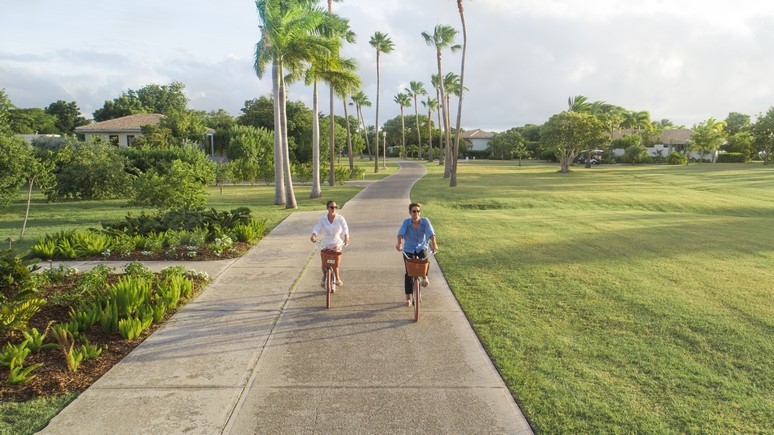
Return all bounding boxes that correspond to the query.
[395,202,438,306]
[311,200,349,292]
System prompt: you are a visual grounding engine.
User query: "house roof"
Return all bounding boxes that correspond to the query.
[75,113,164,133]
[460,129,495,140]
[611,128,692,144]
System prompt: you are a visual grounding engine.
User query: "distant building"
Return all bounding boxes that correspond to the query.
[460,129,494,151]
[75,113,164,147]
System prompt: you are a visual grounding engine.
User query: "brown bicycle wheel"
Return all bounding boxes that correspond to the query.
[413,278,420,322]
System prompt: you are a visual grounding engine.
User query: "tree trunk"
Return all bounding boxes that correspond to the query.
[329,85,336,186]
[311,80,322,198]
[344,99,354,176]
[272,62,285,205]
[451,0,467,188]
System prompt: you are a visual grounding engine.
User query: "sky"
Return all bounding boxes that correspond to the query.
[2,0,774,132]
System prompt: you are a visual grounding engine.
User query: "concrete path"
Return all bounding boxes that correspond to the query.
[39,162,533,434]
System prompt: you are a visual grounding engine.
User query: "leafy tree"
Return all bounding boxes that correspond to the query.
[7,108,57,134]
[540,111,607,173]
[369,31,395,173]
[226,125,274,184]
[687,117,726,163]
[722,131,753,160]
[159,109,207,144]
[422,24,460,178]
[131,159,212,210]
[45,137,135,201]
[489,129,525,160]
[19,149,55,239]
[0,89,15,134]
[45,100,88,134]
[204,109,235,131]
[724,112,751,137]
[0,134,32,208]
[751,107,774,165]
[93,82,188,121]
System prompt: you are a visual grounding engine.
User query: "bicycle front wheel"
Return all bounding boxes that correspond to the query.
[325,268,333,309]
[413,278,420,322]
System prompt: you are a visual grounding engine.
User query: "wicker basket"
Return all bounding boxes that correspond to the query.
[405,258,429,277]
[320,249,341,267]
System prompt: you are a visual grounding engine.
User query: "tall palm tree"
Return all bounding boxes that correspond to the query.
[394,92,412,158]
[422,24,460,178]
[319,9,355,186]
[451,0,468,187]
[369,31,394,173]
[255,0,332,208]
[326,60,361,178]
[405,81,426,159]
[422,95,438,161]
[568,95,591,113]
[442,72,465,172]
[430,74,444,165]
[350,91,372,159]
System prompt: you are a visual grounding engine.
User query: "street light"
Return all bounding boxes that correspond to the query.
[382,131,387,169]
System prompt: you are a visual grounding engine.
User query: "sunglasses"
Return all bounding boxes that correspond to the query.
[328,205,338,209]
[411,209,421,213]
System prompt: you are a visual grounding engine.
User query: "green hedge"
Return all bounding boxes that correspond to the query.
[717,152,749,163]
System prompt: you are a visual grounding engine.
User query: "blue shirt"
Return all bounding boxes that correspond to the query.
[398,217,435,253]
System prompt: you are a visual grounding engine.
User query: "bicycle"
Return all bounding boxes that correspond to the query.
[320,247,343,309]
[403,251,434,322]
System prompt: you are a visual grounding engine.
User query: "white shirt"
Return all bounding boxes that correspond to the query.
[311,213,349,250]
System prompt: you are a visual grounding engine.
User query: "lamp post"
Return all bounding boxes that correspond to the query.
[382,131,387,169]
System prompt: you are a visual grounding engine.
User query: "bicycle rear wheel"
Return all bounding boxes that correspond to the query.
[325,268,333,309]
[413,278,420,322]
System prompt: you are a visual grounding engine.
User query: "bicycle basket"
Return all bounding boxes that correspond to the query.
[405,258,429,277]
[320,249,341,267]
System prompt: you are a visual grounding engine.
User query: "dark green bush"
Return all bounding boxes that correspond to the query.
[717,152,749,163]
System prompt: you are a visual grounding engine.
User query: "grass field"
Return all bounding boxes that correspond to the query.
[413,161,774,433]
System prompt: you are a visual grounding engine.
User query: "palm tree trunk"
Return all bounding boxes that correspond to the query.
[329,85,336,186]
[272,62,285,205]
[427,107,434,161]
[311,80,322,198]
[413,96,422,160]
[436,87,444,166]
[343,99,354,176]
[374,52,381,173]
[451,0,468,187]
[279,70,297,209]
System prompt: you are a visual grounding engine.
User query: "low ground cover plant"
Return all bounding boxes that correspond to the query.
[29,206,266,262]
[0,256,210,405]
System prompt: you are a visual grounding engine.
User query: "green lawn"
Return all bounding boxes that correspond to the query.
[413,160,774,433]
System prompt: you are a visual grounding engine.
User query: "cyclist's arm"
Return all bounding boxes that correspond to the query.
[396,235,404,251]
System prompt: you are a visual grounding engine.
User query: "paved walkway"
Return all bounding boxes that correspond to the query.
[39,162,533,434]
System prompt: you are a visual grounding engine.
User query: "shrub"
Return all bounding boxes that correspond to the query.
[717,152,748,163]
[666,151,687,165]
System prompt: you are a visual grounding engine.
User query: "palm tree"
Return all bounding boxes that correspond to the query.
[394,92,412,158]
[350,91,372,159]
[442,72,465,172]
[430,74,444,165]
[451,0,468,187]
[326,60,361,178]
[422,24,460,178]
[405,81,426,159]
[369,31,394,173]
[319,9,355,186]
[255,0,333,208]
[422,95,438,161]
[568,95,591,113]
